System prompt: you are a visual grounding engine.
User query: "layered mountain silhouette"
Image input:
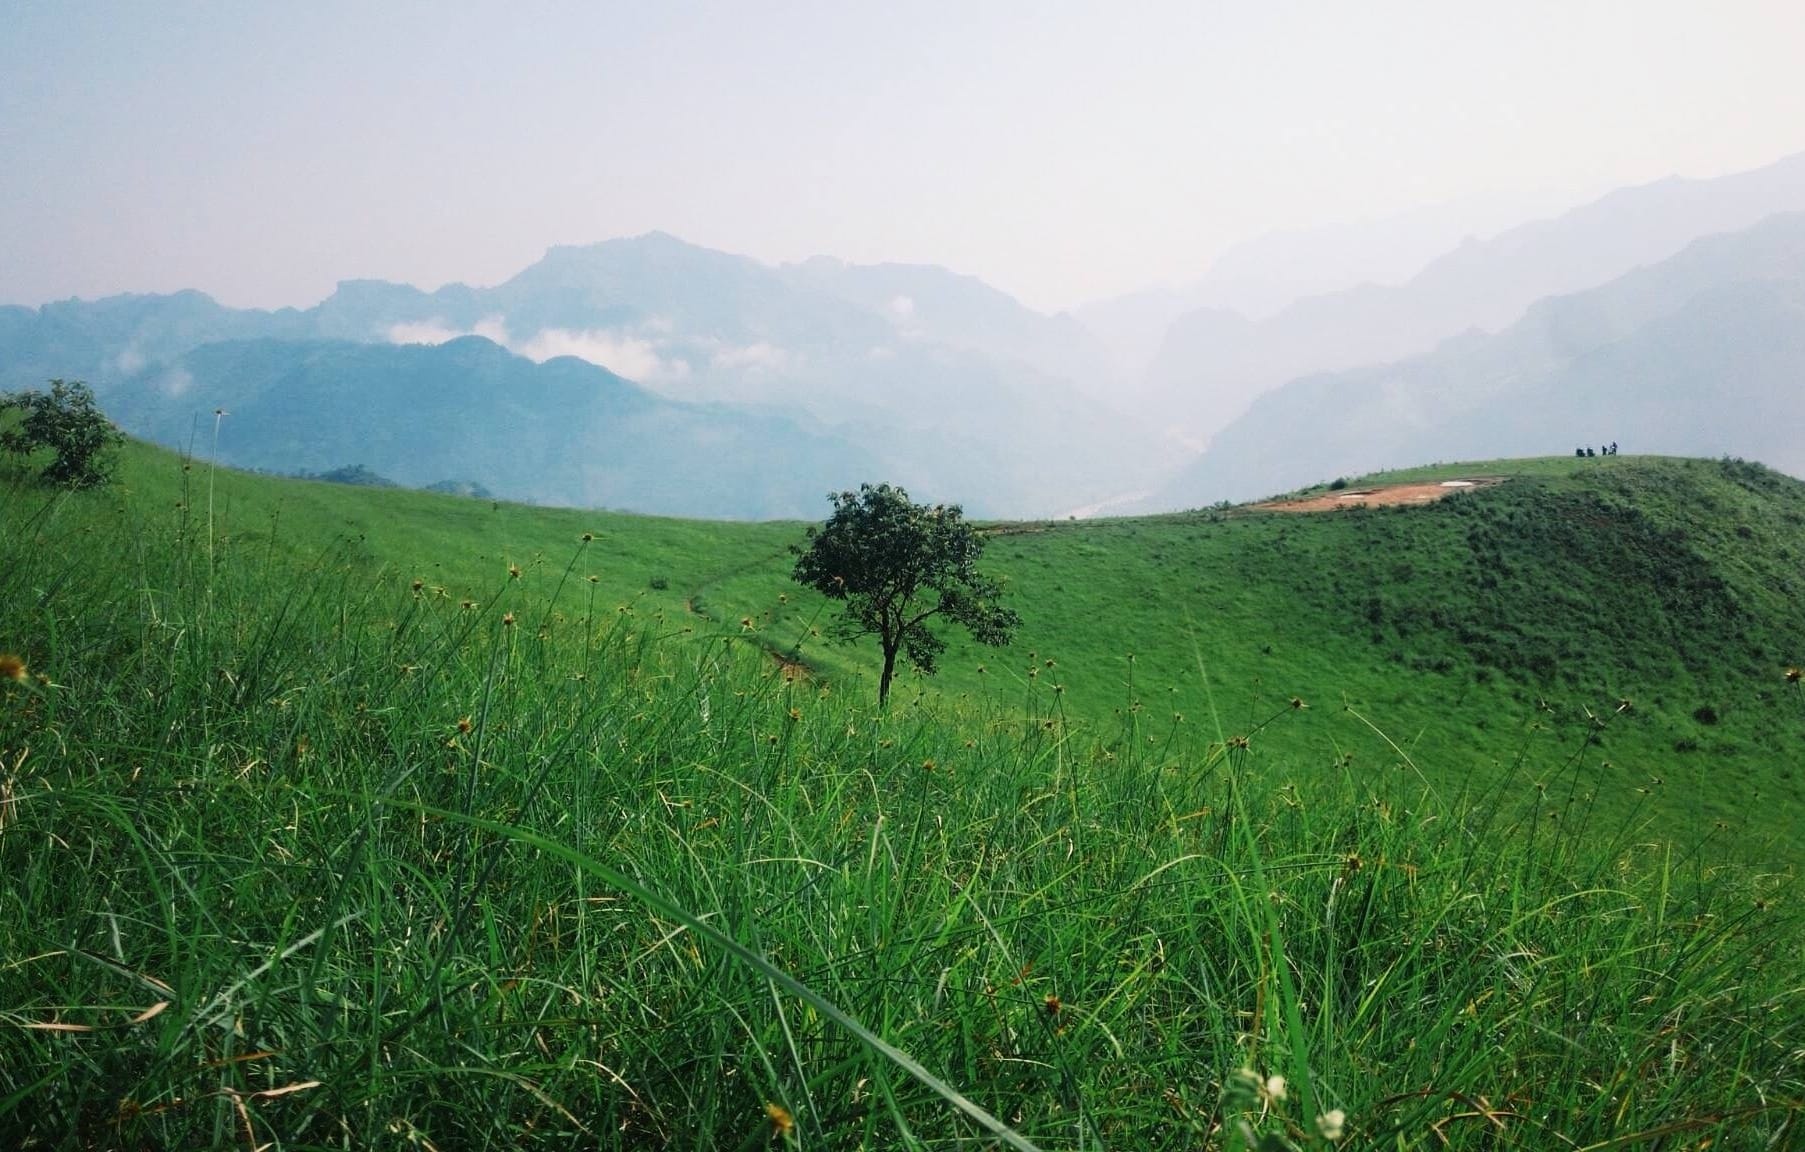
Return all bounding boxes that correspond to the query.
[1073,193,1557,393]
[95,337,876,519]
[1138,150,1805,447]
[1153,212,1805,508]
[0,234,1171,517]
[7,152,1805,519]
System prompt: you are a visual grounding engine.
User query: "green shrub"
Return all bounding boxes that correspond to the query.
[1,379,122,490]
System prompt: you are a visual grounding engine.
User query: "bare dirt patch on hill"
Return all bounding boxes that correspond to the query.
[1256,477,1506,512]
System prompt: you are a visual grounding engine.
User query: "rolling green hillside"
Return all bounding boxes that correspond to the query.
[24,438,1805,855]
[758,455,1805,856]
[3,437,1802,1148]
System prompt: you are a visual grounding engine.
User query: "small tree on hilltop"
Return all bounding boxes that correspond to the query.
[1,379,122,490]
[793,482,1019,707]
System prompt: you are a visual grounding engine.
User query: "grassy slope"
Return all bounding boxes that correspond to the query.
[721,455,1805,858]
[2,440,1803,1148]
[62,441,1805,858]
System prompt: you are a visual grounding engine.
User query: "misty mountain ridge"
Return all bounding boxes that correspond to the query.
[1072,191,1562,390]
[1152,210,1805,509]
[95,335,878,519]
[0,233,1175,518]
[8,151,1805,521]
[1139,149,1805,448]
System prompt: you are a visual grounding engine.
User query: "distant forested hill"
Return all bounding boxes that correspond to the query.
[94,336,878,519]
[1,234,1173,517]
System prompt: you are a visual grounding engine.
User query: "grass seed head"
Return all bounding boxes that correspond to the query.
[0,654,26,682]
[1316,1108,1347,1140]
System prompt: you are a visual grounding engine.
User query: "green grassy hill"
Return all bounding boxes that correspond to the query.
[16,439,1803,858]
[3,439,1802,1148]
[77,440,1802,855]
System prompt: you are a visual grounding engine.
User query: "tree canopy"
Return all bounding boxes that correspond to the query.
[1,379,122,490]
[792,482,1019,706]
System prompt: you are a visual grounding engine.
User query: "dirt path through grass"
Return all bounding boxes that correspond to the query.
[1257,476,1506,511]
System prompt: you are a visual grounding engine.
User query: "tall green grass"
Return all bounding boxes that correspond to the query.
[2,453,1802,1148]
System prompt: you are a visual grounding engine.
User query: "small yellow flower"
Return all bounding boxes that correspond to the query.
[410,579,424,593]
[765,1102,794,1137]
[0,654,26,682]
[580,532,594,543]
[508,563,521,580]
[456,716,473,734]
[501,612,516,628]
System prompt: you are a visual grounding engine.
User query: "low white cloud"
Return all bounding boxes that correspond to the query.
[384,316,696,383]
[387,319,467,345]
[385,315,511,346]
[517,328,687,381]
[160,366,194,397]
[113,345,146,375]
[709,341,788,372]
[890,294,916,319]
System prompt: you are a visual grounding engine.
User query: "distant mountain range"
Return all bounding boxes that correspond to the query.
[91,337,876,519]
[0,235,1171,518]
[1153,212,1805,507]
[1135,150,1805,448]
[6,151,1805,519]
[1072,193,1558,393]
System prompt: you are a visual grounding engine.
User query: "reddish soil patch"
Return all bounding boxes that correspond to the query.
[1256,477,1506,513]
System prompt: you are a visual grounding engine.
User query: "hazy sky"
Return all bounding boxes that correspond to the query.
[4,1,1804,312]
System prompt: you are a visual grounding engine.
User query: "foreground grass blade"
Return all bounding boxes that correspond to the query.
[394,801,1046,1152]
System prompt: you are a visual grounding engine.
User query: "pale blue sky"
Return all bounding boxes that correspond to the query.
[4,1,1804,311]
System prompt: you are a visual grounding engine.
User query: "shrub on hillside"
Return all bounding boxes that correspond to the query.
[1,379,122,490]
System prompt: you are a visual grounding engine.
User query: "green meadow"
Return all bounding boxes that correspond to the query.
[2,438,1802,1148]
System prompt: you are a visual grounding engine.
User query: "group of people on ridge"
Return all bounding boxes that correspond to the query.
[1576,441,1619,458]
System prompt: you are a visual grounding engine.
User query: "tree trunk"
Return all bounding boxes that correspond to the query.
[878,641,898,708]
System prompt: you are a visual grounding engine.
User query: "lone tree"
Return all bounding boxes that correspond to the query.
[1,379,122,490]
[793,483,1019,707]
